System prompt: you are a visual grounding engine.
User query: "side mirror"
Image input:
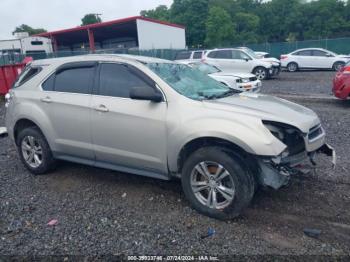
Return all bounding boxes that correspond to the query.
[129,86,163,102]
[244,58,249,62]
[326,53,333,57]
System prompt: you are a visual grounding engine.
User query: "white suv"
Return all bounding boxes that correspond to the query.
[203,48,280,80]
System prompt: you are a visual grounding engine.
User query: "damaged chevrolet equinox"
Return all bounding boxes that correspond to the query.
[4,55,334,219]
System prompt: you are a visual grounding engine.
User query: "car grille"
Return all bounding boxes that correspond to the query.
[308,125,323,142]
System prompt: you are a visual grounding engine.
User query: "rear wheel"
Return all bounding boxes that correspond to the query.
[253,67,268,80]
[181,147,255,220]
[333,61,345,71]
[287,62,298,72]
[17,127,57,175]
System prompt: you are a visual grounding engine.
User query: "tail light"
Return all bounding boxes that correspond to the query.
[201,58,206,63]
[343,66,350,74]
[280,55,288,60]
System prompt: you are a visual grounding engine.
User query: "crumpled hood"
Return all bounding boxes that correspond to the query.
[203,92,320,133]
[212,71,256,78]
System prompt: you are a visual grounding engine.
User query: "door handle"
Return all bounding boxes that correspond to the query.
[94,104,109,112]
[40,96,52,103]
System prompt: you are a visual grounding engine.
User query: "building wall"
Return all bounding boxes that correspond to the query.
[136,19,186,50]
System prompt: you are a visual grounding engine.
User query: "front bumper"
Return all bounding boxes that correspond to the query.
[257,143,335,189]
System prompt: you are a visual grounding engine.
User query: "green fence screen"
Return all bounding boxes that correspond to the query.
[1,37,350,65]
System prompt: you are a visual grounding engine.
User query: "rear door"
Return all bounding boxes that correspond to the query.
[90,62,168,174]
[206,50,234,71]
[40,61,96,160]
[294,50,313,68]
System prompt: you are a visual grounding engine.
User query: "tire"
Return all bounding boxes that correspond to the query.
[253,67,268,80]
[287,62,298,72]
[181,147,256,220]
[17,126,57,175]
[333,61,345,71]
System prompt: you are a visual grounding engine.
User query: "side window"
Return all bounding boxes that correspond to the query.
[312,50,327,57]
[295,50,312,56]
[193,51,202,59]
[13,66,42,88]
[54,66,94,94]
[98,63,154,98]
[42,74,55,91]
[207,51,217,58]
[175,52,191,60]
[215,50,232,59]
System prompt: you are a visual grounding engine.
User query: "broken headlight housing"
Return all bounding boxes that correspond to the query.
[262,120,306,157]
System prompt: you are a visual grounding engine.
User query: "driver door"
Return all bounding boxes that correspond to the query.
[91,62,168,174]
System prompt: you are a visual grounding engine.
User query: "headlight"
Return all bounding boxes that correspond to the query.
[241,78,250,83]
[263,121,306,156]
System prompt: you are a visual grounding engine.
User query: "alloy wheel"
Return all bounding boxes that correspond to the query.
[255,69,266,80]
[190,161,235,210]
[21,136,43,168]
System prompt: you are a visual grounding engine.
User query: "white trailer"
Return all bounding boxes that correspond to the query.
[0,36,52,55]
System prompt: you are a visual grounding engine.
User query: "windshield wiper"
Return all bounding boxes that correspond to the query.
[198,89,240,100]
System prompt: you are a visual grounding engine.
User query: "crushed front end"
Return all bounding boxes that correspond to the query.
[256,121,335,189]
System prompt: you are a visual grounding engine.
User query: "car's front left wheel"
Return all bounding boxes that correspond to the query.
[253,67,268,80]
[17,127,57,175]
[181,147,255,220]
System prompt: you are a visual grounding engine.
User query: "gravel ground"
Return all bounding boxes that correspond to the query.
[0,71,350,258]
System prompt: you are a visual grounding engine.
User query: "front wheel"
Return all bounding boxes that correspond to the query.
[253,67,268,80]
[181,147,255,220]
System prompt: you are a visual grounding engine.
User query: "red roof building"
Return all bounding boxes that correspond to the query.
[36,16,186,52]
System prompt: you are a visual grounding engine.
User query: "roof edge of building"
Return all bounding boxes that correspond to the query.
[35,16,185,37]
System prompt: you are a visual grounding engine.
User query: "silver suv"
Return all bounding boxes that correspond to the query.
[4,55,333,219]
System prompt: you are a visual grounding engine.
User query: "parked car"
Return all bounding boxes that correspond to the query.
[203,48,280,80]
[174,50,206,62]
[4,54,334,219]
[182,61,261,92]
[281,48,350,72]
[333,61,350,99]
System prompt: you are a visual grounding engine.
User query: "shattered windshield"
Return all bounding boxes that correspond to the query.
[190,63,221,74]
[146,63,237,100]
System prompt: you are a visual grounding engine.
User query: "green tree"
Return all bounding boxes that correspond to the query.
[81,14,102,26]
[205,6,235,47]
[140,5,170,21]
[170,0,210,47]
[12,24,47,36]
[233,12,260,44]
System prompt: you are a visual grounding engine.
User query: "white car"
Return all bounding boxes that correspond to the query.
[280,48,350,72]
[183,62,261,92]
[203,48,280,80]
[174,50,206,62]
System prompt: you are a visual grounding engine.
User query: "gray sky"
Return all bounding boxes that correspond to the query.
[0,0,173,39]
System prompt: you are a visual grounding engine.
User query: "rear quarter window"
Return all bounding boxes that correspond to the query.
[13,66,42,88]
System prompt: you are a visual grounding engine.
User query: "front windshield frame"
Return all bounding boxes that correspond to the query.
[146,62,238,101]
